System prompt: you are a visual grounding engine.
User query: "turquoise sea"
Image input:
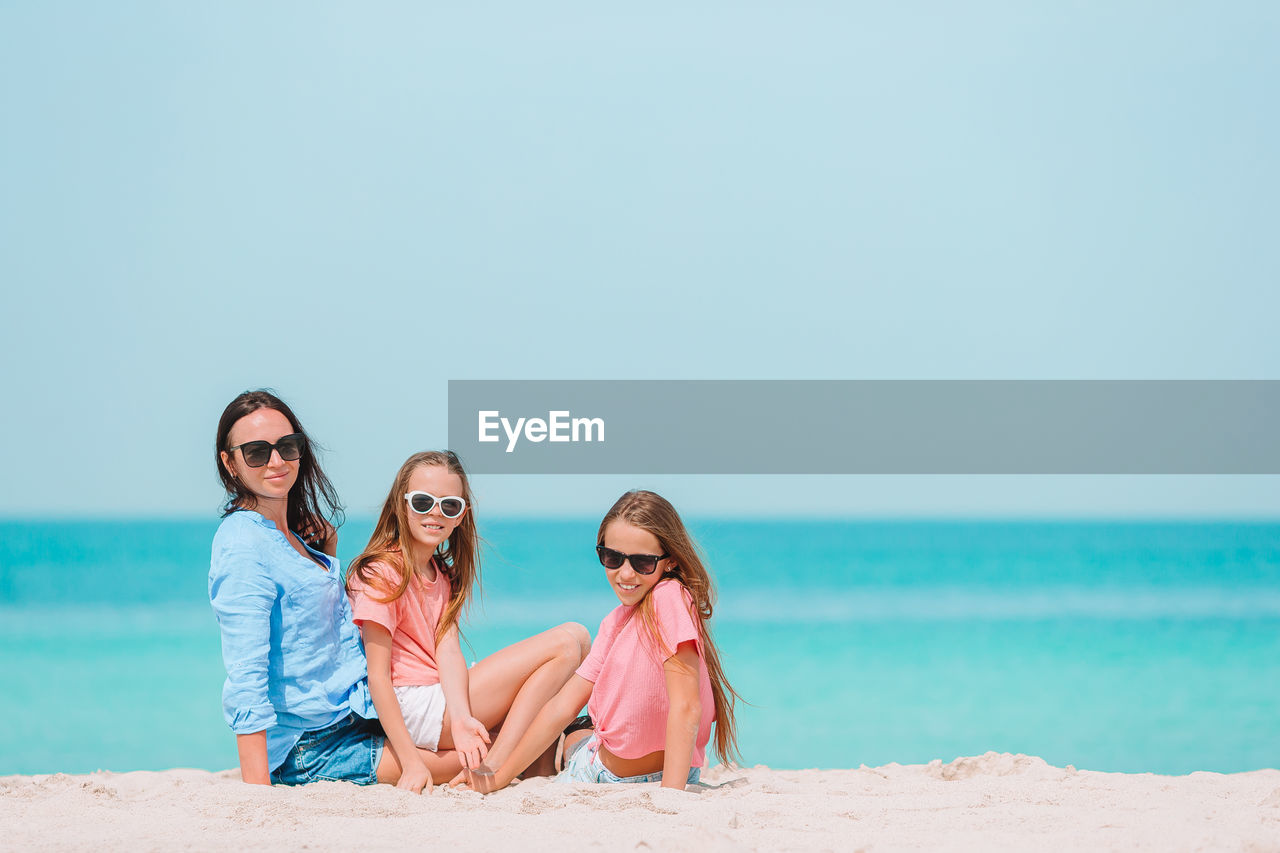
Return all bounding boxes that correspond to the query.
[2,519,1278,777]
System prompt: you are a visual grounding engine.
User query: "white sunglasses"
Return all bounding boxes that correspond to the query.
[403,491,467,518]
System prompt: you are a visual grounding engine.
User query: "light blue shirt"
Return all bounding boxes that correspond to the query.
[208,509,376,771]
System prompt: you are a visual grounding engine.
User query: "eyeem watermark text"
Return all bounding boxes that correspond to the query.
[451,380,1280,473]
[478,410,606,453]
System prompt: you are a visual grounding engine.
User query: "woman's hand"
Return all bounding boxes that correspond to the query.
[450,715,492,771]
[396,757,433,794]
[235,731,271,785]
[314,520,338,556]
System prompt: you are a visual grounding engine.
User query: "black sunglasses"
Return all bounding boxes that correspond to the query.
[227,433,305,468]
[596,545,669,576]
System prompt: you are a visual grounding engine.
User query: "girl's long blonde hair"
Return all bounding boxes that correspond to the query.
[346,451,480,644]
[598,490,741,765]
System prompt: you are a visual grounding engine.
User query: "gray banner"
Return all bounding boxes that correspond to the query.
[446,380,1280,474]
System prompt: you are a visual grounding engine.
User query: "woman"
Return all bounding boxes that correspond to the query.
[209,389,410,786]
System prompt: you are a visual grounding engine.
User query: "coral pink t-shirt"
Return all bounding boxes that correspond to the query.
[576,579,716,766]
[347,559,452,687]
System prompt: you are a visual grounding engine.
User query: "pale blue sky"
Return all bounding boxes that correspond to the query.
[2,2,1277,518]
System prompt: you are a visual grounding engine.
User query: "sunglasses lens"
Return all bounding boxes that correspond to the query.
[409,493,437,514]
[276,435,304,461]
[596,546,625,569]
[439,498,464,518]
[240,441,271,467]
[631,556,658,575]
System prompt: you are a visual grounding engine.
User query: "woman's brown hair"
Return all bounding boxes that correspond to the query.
[346,451,480,644]
[598,490,741,765]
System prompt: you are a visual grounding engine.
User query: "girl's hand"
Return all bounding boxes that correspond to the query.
[451,764,510,795]
[396,757,434,794]
[450,716,492,771]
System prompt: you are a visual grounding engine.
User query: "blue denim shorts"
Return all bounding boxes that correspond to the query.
[554,734,701,785]
[271,713,385,786]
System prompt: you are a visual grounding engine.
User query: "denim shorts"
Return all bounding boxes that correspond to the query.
[270,713,385,786]
[554,734,701,785]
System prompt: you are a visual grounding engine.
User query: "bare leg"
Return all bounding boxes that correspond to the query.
[438,622,590,775]
[524,739,560,778]
[376,742,464,786]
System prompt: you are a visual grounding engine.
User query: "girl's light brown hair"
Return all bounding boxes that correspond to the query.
[598,490,741,765]
[346,451,480,644]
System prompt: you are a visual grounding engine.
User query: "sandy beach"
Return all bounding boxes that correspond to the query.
[3,752,1277,852]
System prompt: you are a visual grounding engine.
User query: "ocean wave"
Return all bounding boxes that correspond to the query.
[5,586,1280,636]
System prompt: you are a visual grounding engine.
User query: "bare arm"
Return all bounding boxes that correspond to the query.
[470,674,593,793]
[661,641,702,790]
[436,625,474,723]
[437,625,490,770]
[362,622,431,792]
[236,731,271,785]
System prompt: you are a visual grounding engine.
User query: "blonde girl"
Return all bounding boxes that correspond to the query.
[466,489,740,792]
[345,451,590,793]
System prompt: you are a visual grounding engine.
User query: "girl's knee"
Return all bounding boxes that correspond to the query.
[556,622,591,662]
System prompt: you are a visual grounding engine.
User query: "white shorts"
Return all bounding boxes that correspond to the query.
[394,683,447,751]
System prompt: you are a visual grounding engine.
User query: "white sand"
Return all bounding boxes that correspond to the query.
[3,753,1277,852]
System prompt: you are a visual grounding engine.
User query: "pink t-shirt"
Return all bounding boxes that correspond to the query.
[576,579,716,766]
[347,558,452,688]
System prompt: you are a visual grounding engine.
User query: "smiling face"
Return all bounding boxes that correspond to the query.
[220,408,300,505]
[402,464,468,560]
[599,519,675,607]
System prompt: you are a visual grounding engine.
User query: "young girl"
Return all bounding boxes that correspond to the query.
[345,451,591,793]
[465,489,740,792]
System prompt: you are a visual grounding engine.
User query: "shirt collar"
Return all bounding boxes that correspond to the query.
[233,508,276,529]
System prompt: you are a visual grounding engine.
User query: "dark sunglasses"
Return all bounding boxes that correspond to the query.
[404,491,467,519]
[596,545,669,576]
[227,433,305,468]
